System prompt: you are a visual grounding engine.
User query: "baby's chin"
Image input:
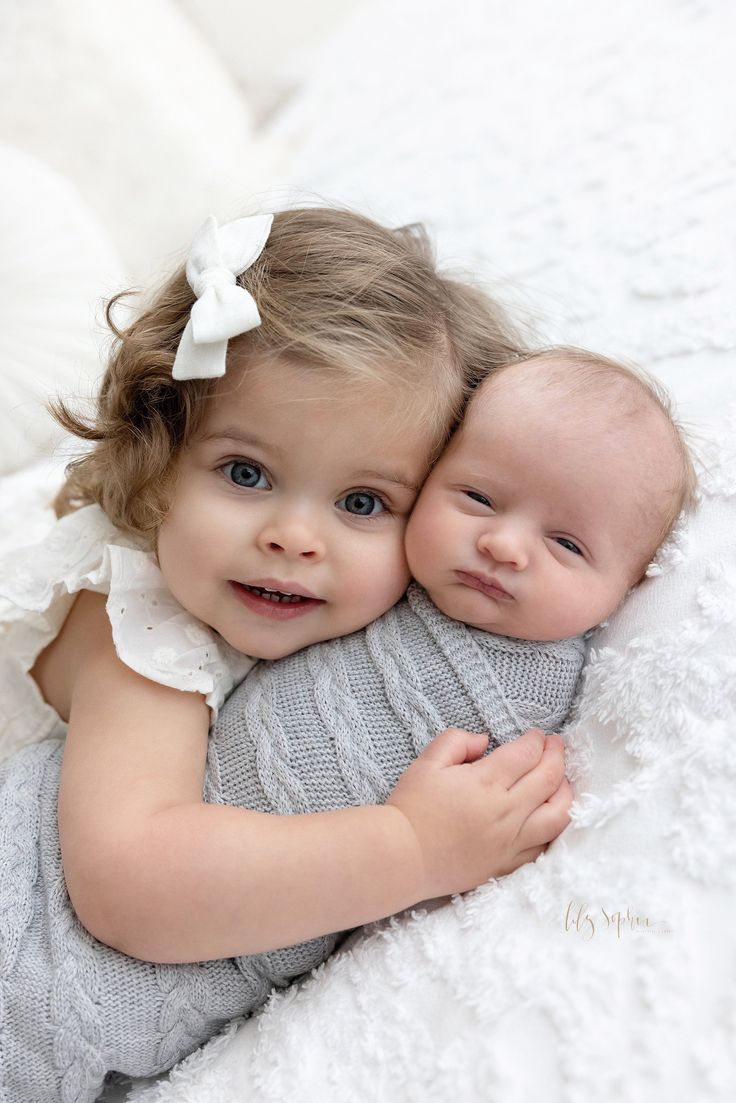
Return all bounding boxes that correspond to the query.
[423,585,594,643]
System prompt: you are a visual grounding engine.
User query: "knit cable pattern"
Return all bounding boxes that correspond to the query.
[307,641,389,805]
[0,742,49,1103]
[243,663,310,815]
[155,963,217,1070]
[46,771,106,1103]
[408,587,585,740]
[364,601,444,756]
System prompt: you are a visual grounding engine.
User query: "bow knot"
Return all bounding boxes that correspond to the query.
[172,213,274,381]
[191,265,237,300]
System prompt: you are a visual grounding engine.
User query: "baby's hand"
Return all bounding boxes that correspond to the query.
[386,728,571,900]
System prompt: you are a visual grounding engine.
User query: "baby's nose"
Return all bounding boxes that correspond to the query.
[476,523,529,569]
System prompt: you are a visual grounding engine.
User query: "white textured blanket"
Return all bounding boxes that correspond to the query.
[126,0,736,1099]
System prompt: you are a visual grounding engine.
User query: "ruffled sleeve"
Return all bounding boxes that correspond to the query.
[0,504,254,720]
[103,543,253,717]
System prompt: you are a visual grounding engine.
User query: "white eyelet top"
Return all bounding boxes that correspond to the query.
[0,503,254,763]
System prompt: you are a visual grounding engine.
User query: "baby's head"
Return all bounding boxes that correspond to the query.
[54,207,522,657]
[406,347,697,641]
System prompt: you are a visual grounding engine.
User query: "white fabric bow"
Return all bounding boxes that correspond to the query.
[172,213,274,380]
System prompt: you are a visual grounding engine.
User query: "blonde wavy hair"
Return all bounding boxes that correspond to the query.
[53,207,523,546]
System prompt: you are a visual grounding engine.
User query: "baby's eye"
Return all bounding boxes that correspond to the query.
[465,490,492,507]
[222,460,269,489]
[337,491,386,517]
[555,537,583,556]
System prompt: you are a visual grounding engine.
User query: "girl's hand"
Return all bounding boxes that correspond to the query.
[386,727,570,900]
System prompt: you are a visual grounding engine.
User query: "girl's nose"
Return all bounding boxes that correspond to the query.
[476,522,529,570]
[256,513,326,561]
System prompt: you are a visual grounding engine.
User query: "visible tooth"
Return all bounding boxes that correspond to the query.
[243,584,308,603]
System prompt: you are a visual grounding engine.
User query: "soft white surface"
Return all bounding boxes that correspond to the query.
[124,1,736,1100]
[271,0,736,429]
[178,0,366,117]
[0,145,124,475]
[0,0,276,282]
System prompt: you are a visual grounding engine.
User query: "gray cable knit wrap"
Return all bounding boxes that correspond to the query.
[0,586,584,1102]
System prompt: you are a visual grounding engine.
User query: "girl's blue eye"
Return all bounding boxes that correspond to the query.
[223,461,269,489]
[556,537,583,556]
[466,490,492,507]
[337,491,386,517]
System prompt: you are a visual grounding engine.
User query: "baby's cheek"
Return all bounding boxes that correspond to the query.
[547,591,604,641]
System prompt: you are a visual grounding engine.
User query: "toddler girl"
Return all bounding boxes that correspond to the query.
[0,208,565,1102]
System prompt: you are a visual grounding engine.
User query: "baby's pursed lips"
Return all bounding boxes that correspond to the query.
[455,570,514,601]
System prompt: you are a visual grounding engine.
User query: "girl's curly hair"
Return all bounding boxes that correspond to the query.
[53,207,524,546]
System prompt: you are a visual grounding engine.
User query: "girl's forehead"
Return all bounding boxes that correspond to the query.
[198,361,434,473]
[206,356,444,455]
[213,356,404,408]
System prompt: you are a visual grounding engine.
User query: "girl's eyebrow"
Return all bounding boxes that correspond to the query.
[198,429,286,456]
[198,432,418,492]
[357,469,420,493]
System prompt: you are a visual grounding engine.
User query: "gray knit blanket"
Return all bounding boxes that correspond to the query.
[0,586,584,1103]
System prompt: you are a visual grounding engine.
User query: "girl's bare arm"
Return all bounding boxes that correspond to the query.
[57,591,571,963]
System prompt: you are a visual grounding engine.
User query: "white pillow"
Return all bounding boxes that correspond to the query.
[0,146,124,476]
[176,0,365,115]
[0,0,275,282]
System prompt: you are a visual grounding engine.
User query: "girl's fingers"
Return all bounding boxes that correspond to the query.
[509,844,547,869]
[476,728,551,789]
[502,733,566,807]
[420,727,490,767]
[518,777,573,848]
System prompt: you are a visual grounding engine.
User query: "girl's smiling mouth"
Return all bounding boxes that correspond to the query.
[230,581,325,619]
